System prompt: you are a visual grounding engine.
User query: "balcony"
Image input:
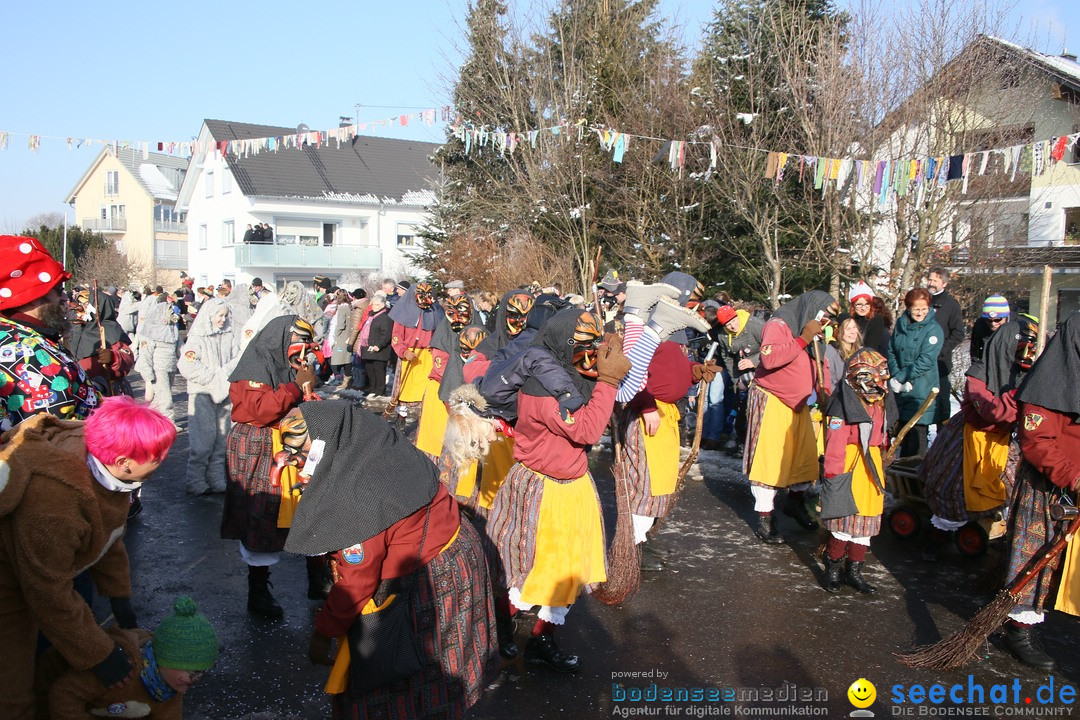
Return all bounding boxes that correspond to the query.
[154,220,187,234]
[234,243,382,270]
[81,217,127,233]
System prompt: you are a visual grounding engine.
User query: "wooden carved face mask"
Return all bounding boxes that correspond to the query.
[446,295,473,332]
[415,282,435,310]
[459,326,488,360]
[505,293,534,337]
[570,311,603,378]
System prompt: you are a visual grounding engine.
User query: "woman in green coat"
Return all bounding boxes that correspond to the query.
[887,287,944,457]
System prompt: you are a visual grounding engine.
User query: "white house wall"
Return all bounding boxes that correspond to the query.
[184,144,430,288]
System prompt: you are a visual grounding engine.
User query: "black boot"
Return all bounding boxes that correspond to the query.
[524,633,580,673]
[845,560,877,595]
[247,566,284,619]
[822,556,845,594]
[782,491,818,530]
[754,513,785,544]
[495,613,519,659]
[1003,623,1056,671]
[306,556,333,600]
[640,543,666,572]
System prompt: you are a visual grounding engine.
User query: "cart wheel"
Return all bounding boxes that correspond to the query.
[888,506,921,539]
[955,522,989,557]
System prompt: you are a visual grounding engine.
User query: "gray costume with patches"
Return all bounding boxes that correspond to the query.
[134,300,179,419]
[178,298,240,494]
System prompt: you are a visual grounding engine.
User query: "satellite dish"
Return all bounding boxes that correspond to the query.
[297,123,310,134]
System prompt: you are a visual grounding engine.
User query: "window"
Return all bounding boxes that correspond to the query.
[199,224,207,250]
[105,170,119,196]
[396,223,416,247]
[205,171,214,198]
[155,239,188,269]
[1066,207,1080,245]
[221,172,231,194]
[222,220,235,247]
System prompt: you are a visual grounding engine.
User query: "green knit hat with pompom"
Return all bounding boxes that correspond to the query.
[153,596,219,671]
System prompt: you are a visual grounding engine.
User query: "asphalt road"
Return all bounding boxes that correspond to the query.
[105,377,1080,719]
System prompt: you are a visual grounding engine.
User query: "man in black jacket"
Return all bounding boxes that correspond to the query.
[927,266,965,426]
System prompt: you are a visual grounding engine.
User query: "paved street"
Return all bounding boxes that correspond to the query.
[108,378,1080,719]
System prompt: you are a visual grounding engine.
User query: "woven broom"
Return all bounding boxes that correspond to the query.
[593,410,642,605]
[897,510,1080,669]
[383,340,419,419]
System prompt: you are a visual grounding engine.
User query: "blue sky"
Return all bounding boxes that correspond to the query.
[1,0,1074,233]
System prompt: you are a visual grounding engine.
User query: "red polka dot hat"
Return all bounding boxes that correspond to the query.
[0,235,72,311]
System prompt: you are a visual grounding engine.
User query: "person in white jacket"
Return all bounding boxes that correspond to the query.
[177,298,241,495]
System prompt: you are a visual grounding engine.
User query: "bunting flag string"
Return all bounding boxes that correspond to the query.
[0,105,451,160]
[447,115,1080,209]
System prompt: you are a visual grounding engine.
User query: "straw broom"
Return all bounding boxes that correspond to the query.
[594,343,718,605]
[382,340,419,419]
[897,509,1080,669]
[592,408,642,605]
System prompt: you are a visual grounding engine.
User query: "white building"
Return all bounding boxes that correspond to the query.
[176,119,441,290]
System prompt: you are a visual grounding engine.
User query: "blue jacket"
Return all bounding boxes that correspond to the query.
[888,308,944,425]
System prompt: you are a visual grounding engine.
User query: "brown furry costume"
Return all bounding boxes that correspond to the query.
[0,414,133,720]
[37,627,183,720]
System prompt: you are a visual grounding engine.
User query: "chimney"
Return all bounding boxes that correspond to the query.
[1062,48,1078,62]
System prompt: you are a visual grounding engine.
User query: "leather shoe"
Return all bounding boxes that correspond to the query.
[524,634,580,673]
[496,613,518,659]
[640,544,666,572]
[754,513,785,544]
[1003,624,1056,671]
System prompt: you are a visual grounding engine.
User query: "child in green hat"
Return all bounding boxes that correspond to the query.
[38,596,218,719]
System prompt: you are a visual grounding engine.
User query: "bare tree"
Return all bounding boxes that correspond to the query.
[72,245,149,290]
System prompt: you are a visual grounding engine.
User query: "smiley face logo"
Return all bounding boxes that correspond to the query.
[847,678,876,709]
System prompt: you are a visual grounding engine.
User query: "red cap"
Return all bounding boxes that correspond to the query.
[0,236,72,311]
[716,304,738,325]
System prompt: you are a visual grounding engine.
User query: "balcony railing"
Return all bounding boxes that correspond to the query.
[154,220,187,234]
[81,217,127,233]
[234,243,382,270]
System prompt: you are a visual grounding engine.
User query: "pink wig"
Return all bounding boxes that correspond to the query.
[85,395,177,465]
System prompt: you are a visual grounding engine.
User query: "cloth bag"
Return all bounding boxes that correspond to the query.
[346,508,430,694]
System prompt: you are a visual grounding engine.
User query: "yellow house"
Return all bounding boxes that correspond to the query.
[64,147,189,288]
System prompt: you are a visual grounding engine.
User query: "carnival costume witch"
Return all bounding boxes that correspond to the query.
[415,294,474,458]
[819,348,890,594]
[486,309,630,672]
[743,290,839,543]
[920,317,1038,560]
[387,282,442,424]
[282,400,498,719]
[222,314,319,618]
[996,313,1080,670]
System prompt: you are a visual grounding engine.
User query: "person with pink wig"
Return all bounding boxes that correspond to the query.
[0,395,176,720]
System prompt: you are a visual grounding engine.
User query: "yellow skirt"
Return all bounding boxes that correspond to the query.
[962,424,1010,513]
[1055,535,1080,617]
[642,400,681,497]
[397,347,433,403]
[748,391,819,488]
[478,436,515,510]
[842,445,885,517]
[414,378,448,457]
[272,427,303,529]
[453,460,479,501]
[518,472,607,608]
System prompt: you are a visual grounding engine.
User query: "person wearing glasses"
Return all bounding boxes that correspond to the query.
[40,596,218,719]
[847,281,889,356]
